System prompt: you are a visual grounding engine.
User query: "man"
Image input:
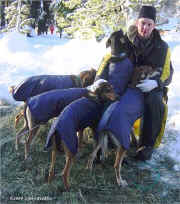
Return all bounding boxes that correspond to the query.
[129,5,173,160]
[96,5,173,161]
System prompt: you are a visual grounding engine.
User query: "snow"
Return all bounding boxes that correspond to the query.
[0,26,180,178]
[0,32,107,103]
[157,17,179,31]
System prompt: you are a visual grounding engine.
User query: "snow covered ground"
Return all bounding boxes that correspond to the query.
[0,27,180,186]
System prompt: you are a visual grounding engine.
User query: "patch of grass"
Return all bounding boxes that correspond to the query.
[0,112,180,204]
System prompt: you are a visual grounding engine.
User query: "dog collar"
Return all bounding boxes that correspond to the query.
[109,53,127,63]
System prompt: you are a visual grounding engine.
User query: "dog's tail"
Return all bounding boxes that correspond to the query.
[99,131,109,161]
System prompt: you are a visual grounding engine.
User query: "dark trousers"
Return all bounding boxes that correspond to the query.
[140,89,165,147]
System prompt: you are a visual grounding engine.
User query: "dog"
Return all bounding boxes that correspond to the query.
[106,29,129,56]
[85,33,160,187]
[45,80,117,191]
[9,68,96,127]
[15,88,89,159]
[106,30,161,148]
[106,30,161,88]
[87,130,128,187]
[128,65,161,88]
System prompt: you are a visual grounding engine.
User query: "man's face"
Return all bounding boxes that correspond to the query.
[136,18,155,39]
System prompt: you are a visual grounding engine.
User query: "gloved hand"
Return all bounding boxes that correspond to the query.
[87,79,108,92]
[136,79,158,92]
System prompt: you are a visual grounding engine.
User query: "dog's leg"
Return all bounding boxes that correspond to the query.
[15,110,24,128]
[61,156,73,191]
[48,136,57,184]
[130,129,138,147]
[86,143,101,170]
[15,103,28,150]
[15,102,27,128]
[25,127,39,160]
[24,126,39,160]
[77,129,84,149]
[24,107,39,159]
[114,146,127,187]
[61,144,74,191]
[87,131,108,169]
[15,119,28,151]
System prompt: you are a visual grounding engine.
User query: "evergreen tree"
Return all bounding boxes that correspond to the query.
[2,0,51,35]
[50,0,80,38]
[3,0,35,35]
[29,0,41,29]
[60,0,169,40]
[58,0,129,39]
[0,1,6,28]
[0,0,176,38]
[30,0,52,35]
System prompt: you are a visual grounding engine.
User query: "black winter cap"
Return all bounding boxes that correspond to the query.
[138,6,156,22]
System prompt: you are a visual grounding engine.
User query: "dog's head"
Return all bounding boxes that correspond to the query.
[92,80,117,102]
[106,29,128,56]
[136,65,161,81]
[134,65,153,81]
[79,68,97,87]
[129,65,160,88]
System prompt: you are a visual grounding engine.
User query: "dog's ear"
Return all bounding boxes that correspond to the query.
[89,69,97,85]
[106,29,126,56]
[106,30,123,48]
[90,68,97,79]
[81,68,97,87]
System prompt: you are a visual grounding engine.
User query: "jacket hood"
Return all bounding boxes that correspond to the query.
[127,25,162,45]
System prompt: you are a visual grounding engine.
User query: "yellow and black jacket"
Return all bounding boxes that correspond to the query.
[126,25,174,148]
[95,26,173,148]
[126,25,173,89]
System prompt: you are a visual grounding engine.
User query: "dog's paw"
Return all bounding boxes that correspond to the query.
[86,160,93,170]
[25,155,32,161]
[48,172,55,184]
[15,143,19,151]
[76,152,84,160]
[117,179,128,187]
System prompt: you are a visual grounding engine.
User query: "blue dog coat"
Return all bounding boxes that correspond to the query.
[45,97,104,155]
[12,75,81,101]
[27,88,88,123]
[96,56,134,96]
[97,88,144,150]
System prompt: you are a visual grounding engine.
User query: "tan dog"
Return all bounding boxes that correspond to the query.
[87,131,127,187]
[15,88,90,159]
[9,69,97,128]
[47,81,117,191]
[128,65,161,88]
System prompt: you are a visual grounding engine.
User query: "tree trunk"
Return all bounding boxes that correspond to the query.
[16,0,22,32]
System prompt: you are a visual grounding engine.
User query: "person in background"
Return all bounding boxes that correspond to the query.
[96,5,173,161]
[50,24,54,35]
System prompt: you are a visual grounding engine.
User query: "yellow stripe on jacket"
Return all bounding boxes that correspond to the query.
[96,53,112,76]
[154,102,168,148]
[160,48,171,82]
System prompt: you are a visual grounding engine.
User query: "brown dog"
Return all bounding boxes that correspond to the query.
[15,88,90,159]
[129,65,161,88]
[46,81,117,191]
[87,130,127,187]
[9,68,97,128]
